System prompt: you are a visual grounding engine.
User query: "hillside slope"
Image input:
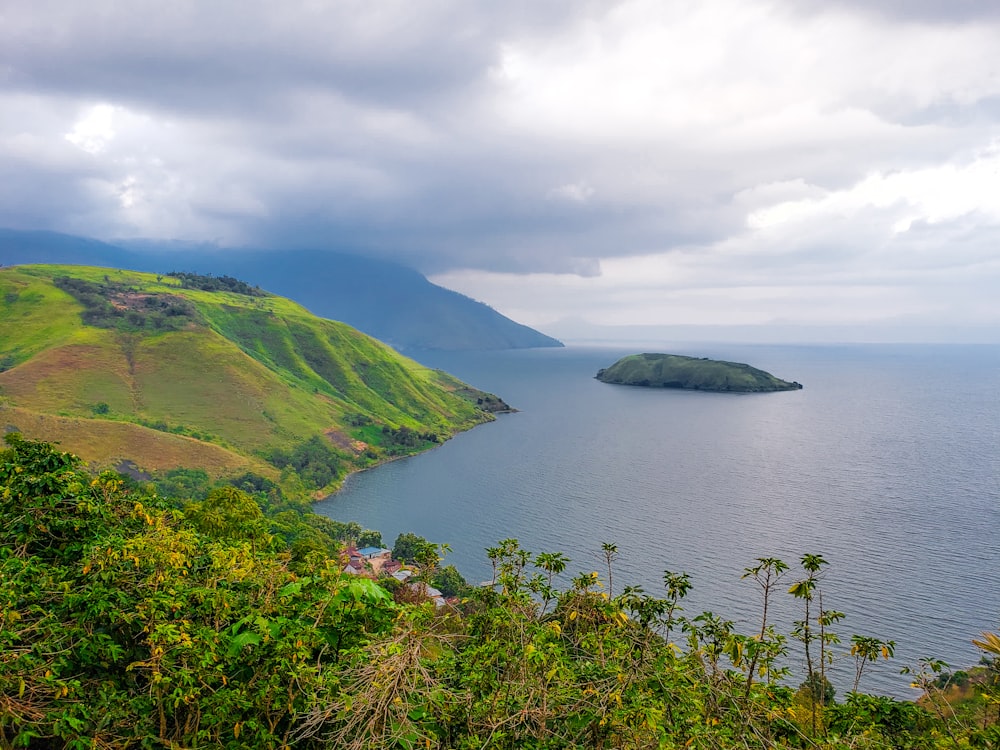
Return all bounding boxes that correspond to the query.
[0,264,507,484]
[0,229,563,351]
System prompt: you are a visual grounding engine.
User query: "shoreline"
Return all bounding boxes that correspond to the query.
[316,407,515,501]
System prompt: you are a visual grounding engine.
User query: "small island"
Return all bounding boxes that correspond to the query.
[595,353,803,393]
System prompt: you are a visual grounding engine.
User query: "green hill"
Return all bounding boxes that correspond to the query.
[596,353,802,392]
[0,264,508,487]
[0,229,565,352]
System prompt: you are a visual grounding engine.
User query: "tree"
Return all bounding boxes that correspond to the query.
[741,557,789,696]
[534,551,569,614]
[393,532,434,564]
[849,634,895,693]
[601,542,619,597]
[800,673,836,705]
[789,553,828,736]
[662,569,692,642]
[487,538,531,596]
[0,435,398,748]
[817,602,844,711]
[357,529,383,548]
[185,486,270,550]
[431,564,467,597]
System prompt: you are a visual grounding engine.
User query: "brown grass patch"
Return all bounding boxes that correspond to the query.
[0,405,273,479]
[324,427,356,451]
[0,340,133,414]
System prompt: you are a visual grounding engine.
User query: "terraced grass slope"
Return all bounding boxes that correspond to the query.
[0,265,506,485]
[595,353,802,392]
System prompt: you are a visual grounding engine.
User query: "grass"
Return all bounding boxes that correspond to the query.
[0,335,135,415]
[0,268,86,367]
[0,264,497,480]
[0,405,269,476]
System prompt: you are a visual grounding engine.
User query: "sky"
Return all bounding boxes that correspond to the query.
[3,0,1000,342]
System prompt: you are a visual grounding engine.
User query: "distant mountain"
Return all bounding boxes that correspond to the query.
[0,264,508,483]
[0,229,563,352]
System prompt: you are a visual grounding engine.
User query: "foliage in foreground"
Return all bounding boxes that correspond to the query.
[2,435,999,749]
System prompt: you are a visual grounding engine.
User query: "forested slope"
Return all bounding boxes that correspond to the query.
[2,435,997,749]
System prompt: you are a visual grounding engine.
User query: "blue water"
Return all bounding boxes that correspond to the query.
[314,344,1000,697]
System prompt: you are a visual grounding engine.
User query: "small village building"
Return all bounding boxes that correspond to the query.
[391,569,414,583]
[342,559,365,575]
[383,560,403,575]
[405,581,446,608]
[353,546,393,574]
[357,547,392,560]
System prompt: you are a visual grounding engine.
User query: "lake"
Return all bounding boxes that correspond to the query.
[314,343,1000,697]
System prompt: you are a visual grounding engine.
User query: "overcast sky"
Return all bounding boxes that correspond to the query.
[3,1,1000,341]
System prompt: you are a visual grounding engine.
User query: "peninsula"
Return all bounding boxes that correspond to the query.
[0,264,508,492]
[595,353,802,393]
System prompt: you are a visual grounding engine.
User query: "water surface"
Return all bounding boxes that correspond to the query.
[315,344,1000,696]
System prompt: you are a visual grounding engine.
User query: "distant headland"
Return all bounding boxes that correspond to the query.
[595,353,803,393]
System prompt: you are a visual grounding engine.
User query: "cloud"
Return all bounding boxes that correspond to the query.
[548,182,595,203]
[2,0,1000,335]
[747,142,1000,231]
[786,0,1000,23]
[64,103,117,154]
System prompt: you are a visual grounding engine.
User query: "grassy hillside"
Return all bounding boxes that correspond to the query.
[0,264,505,485]
[596,352,803,392]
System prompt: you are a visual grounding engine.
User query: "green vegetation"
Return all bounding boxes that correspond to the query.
[0,264,507,492]
[596,352,803,392]
[392,531,434,563]
[53,275,200,332]
[268,436,346,491]
[429,564,468,597]
[4,435,998,749]
[166,271,265,296]
[0,435,393,748]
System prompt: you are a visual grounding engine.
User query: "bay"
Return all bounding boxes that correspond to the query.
[314,343,1000,697]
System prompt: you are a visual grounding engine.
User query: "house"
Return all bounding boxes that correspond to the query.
[383,560,403,575]
[342,558,365,576]
[357,546,392,560]
[391,568,414,583]
[341,546,391,575]
[405,581,446,608]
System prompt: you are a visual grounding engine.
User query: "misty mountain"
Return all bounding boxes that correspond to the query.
[0,229,563,352]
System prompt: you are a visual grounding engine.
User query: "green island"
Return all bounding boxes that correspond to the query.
[2,434,999,749]
[596,352,803,392]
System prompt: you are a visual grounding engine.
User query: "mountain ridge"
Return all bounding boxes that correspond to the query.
[0,228,563,352]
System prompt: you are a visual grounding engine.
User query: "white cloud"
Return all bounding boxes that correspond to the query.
[748,142,1000,231]
[65,104,117,154]
[116,175,138,208]
[547,181,595,202]
[488,1,1000,143]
